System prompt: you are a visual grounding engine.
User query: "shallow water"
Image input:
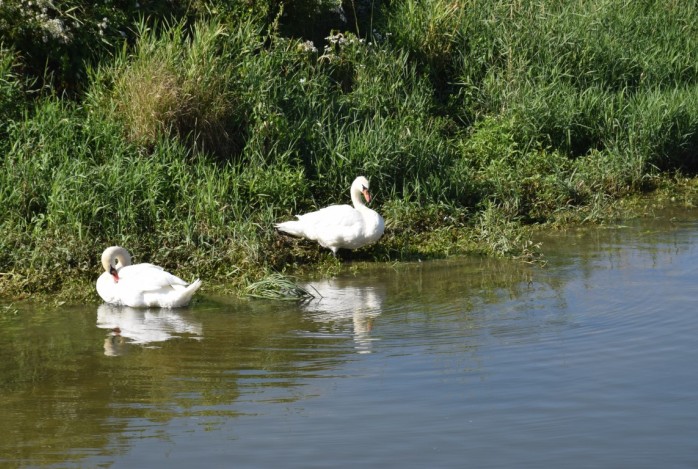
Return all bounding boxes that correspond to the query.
[2,211,698,468]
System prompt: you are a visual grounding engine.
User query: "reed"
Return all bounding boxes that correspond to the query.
[0,45,24,135]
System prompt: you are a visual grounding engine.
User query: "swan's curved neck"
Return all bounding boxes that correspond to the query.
[351,189,367,208]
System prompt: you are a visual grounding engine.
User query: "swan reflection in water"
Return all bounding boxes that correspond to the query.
[300,279,384,354]
[97,304,203,356]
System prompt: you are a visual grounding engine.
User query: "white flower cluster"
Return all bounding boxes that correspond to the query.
[97,16,108,36]
[42,17,71,44]
[325,32,365,48]
[298,40,318,54]
[320,32,366,62]
[14,0,74,44]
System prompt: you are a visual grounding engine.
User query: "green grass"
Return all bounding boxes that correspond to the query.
[1,1,698,300]
[245,272,316,300]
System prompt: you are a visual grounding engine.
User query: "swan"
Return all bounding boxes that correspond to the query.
[96,246,202,308]
[275,176,385,255]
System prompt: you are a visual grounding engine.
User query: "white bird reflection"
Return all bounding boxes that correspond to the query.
[97,303,203,356]
[300,278,384,354]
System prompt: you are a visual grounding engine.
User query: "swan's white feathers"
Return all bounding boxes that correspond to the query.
[275,176,385,255]
[96,246,201,308]
[116,263,189,292]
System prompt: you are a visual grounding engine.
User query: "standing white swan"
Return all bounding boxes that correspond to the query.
[275,176,385,255]
[96,246,202,308]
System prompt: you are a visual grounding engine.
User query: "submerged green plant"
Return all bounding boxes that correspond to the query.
[245,272,316,300]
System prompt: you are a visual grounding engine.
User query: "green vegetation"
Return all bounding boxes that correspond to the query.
[245,272,316,300]
[1,0,698,301]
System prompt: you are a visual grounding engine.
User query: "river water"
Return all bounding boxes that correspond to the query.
[2,210,698,468]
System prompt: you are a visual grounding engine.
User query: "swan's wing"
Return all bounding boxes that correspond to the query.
[298,204,363,229]
[277,205,363,238]
[296,204,366,248]
[119,263,190,291]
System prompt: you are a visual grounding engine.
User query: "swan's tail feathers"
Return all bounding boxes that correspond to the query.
[275,220,304,237]
[188,278,203,293]
[174,279,202,307]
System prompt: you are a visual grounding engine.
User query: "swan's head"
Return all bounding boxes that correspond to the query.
[352,176,371,203]
[101,246,132,282]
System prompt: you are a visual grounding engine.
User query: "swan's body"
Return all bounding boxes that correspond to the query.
[96,246,202,308]
[275,176,385,255]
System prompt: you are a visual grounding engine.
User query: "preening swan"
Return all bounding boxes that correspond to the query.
[275,176,385,256]
[96,246,202,308]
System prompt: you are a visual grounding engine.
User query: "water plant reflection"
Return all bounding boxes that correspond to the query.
[96,304,203,356]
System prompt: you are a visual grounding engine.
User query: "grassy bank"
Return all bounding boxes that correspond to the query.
[1,0,698,302]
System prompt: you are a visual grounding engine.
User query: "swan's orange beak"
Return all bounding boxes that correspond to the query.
[362,188,371,203]
[110,266,119,283]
